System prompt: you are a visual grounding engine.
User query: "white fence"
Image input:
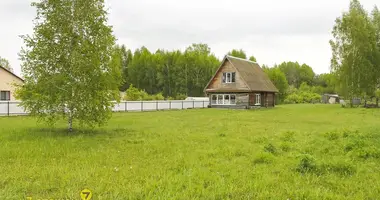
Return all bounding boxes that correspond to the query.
[0,100,210,116]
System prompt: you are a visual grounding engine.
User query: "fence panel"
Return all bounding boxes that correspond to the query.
[0,100,209,116]
[158,101,170,110]
[0,102,8,115]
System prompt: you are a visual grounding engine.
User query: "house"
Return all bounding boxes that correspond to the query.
[204,55,278,108]
[0,66,24,101]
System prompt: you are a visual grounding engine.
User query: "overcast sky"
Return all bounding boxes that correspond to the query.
[0,0,378,76]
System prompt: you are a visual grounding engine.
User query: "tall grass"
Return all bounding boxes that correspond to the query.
[1,104,380,199]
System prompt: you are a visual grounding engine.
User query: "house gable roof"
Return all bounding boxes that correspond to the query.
[204,55,279,93]
[0,65,24,82]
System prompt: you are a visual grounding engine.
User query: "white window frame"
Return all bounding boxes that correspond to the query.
[223,72,236,83]
[211,94,237,105]
[255,93,261,105]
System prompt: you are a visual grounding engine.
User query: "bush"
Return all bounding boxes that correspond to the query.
[296,154,317,173]
[280,142,291,152]
[284,93,303,104]
[124,84,141,101]
[139,90,151,100]
[264,143,278,155]
[324,131,340,140]
[280,131,296,142]
[124,84,168,101]
[283,83,321,104]
[253,152,275,164]
[154,92,165,100]
[284,92,321,104]
[175,93,187,100]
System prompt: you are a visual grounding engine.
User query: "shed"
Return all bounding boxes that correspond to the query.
[322,94,340,104]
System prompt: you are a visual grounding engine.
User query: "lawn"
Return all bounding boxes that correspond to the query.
[1,104,380,199]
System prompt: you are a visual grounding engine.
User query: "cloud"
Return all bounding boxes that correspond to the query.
[0,0,379,76]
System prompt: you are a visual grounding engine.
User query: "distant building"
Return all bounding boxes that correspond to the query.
[0,66,24,101]
[322,94,340,104]
[204,55,278,108]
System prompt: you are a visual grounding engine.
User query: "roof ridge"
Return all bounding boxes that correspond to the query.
[0,65,24,82]
[226,55,259,65]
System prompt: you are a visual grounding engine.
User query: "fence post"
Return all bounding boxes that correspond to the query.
[182,101,184,110]
[7,101,10,116]
[169,101,171,110]
[203,101,204,108]
[141,101,143,112]
[156,101,158,111]
[125,102,127,112]
[193,100,195,109]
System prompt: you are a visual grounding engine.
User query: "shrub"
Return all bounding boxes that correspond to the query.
[154,92,165,100]
[139,90,150,100]
[124,84,141,101]
[280,131,296,142]
[124,84,167,101]
[283,83,321,104]
[280,142,291,152]
[296,154,317,173]
[356,147,380,159]
[175,93,187,100]
[253,152,275,164]
[264,143,278,155]
[324,131,340,140]
[284,93,303,104]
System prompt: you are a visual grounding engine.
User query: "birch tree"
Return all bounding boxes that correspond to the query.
[330,0,379,100]
[17,0,121,131]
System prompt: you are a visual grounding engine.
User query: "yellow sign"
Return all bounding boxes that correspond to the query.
[80,189,93,200]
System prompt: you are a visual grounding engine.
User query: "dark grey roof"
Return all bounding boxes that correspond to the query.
[204,55,278,93]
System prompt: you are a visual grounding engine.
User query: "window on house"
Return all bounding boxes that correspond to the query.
[211,95,217,104]
[0,91,10,101]
[224,95,230,104]
[231,95,236,104]
[211,94,237,105]
[218,94,223,104]
[222,72,236,83]
[255,93,261,105]
[226,73,231,83]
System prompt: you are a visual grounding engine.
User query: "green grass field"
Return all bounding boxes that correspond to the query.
[1,104,380,199]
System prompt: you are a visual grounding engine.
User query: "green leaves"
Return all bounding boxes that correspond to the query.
[263,67,288,101]
[125,43,219,97]
[0,56,12,72]
[227,49,247,59]
[330,0,380,98]
[18,0,121,130]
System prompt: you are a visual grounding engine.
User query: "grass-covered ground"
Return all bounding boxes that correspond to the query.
[1,104,380,199]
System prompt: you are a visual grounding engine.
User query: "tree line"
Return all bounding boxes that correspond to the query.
[114,45,262,98]
[114,44,338,103]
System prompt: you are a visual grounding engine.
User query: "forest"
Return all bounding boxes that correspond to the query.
[114,44,336,103]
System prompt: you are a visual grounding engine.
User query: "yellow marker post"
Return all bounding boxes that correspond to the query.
[80,189,93,200]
